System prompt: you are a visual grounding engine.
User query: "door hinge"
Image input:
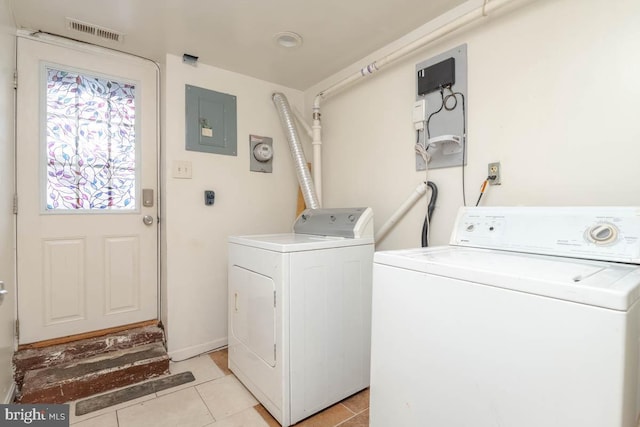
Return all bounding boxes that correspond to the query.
[13,70,17,90]
[15,319,19,340]
[13,194,17,214]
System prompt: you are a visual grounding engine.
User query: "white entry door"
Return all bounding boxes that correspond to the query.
[16,36,159,344]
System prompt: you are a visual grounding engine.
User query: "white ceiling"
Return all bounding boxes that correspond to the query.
[9,0,467,90]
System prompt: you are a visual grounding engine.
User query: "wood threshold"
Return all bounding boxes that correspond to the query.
[18,319,160,350]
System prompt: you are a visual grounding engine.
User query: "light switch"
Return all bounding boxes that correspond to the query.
[173,160,192,179]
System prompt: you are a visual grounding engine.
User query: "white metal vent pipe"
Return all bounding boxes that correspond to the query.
[376,182,428,243]
[272,92,320,210]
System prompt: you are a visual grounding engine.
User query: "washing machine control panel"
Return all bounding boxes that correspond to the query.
[585,223,619,245]
[450,207,640,263]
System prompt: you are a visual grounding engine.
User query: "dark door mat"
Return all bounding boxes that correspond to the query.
[75,371,195,416]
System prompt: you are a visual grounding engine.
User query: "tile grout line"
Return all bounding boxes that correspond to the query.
[195,376,265,426]
[193,382,218,425]
[340,402,357,415]
[333,402,369,427]
[331,403,358,427]
[110,391,158,415]
[333,413,357,427]
[70,392,159,426]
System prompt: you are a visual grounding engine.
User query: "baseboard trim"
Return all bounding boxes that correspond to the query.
[3,382,16,404]
[168,337,227,362]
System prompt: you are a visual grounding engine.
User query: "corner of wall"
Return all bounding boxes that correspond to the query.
[161,53,306,359]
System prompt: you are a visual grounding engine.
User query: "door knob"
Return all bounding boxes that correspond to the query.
[143,215,154,226]
[0,281,7,306]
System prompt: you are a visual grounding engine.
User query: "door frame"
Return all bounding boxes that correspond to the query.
[0,24,17,404]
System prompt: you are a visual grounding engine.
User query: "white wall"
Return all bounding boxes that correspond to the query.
[304,0,640,250]
[0,0,15,403]
[162,54,304,360]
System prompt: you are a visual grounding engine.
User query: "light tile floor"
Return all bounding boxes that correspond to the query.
[68,348,370,427]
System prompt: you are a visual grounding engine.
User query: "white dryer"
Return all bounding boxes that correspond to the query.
[228,207,374,427]
[370,206,640,427]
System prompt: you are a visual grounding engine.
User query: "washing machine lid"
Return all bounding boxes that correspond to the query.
[374,246,640,310]
[229,233,374,252]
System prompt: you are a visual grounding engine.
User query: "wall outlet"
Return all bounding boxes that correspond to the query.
[488,162,501,185]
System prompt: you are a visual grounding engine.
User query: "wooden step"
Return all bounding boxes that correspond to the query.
[18,342,169,404]
[14,325,164,387]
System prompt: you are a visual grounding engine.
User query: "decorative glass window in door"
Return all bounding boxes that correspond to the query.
[45,67,137,210]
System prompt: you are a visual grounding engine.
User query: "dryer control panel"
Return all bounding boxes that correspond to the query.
[294,207,374,239]
[450,206,640,264]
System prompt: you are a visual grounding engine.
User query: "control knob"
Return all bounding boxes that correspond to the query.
[586,223,618,245]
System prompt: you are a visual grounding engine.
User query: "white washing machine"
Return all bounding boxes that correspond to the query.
[370,206,640,427]
[228,207,374,426]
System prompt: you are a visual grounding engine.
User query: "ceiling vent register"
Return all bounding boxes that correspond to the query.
[66,18,124,42]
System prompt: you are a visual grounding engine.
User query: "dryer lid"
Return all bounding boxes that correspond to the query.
[374,246,640,311]
[229,232,374,252]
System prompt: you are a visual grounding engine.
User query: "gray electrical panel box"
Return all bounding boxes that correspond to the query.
[185,84,237,156]
[415,44,467,170]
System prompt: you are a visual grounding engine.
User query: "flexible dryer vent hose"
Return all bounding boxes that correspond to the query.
[272,92,320,210]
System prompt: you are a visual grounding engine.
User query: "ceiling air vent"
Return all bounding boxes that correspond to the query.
[66,18,124,43]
